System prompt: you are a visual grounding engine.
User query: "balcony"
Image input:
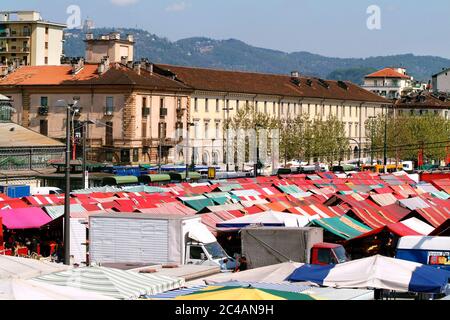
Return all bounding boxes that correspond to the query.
[104,107,114,117]
[160,108,168,117]
[176,108,186,118]
[0,31,31,38]
[142,107,150,117]
[0,47,30,53]
[38,106,48,116]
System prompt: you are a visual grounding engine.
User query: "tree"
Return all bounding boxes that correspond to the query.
[366,113,450,164]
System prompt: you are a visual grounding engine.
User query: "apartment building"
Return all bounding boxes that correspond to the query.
[432,68,450,94]
[155,65,391,167]
[394,92,450,120]
[363,67,417,99]
[0,11,65,67]
[0,60,192,165]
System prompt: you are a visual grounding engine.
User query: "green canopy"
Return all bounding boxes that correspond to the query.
[168,172,201,181]
[183,198,216,212]
[277,185,303,195]
[139,174,171,184]
[103,176,139,186]
[309,215,372,240]
[215,184,243,192]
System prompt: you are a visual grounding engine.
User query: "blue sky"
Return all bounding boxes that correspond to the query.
[3,0,450,58]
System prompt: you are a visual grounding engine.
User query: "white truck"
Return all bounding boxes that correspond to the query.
[89,213,235,270]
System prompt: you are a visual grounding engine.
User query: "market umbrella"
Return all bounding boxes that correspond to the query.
[175,285,318,300]
[33,266,185,300]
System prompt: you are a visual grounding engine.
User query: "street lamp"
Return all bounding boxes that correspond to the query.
[186,122,195,181]
[223,104,234,172]
[81,120,96,189]
[368,116,377,166]
[55,99,79,266]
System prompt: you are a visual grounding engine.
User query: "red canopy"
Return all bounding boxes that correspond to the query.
[0,207,52,229]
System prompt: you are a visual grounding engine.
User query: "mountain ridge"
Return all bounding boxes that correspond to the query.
[63,27,450,84]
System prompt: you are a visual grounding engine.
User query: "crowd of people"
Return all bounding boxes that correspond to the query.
[1,230,65,262]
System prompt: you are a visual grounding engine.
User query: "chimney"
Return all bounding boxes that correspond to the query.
[133,62,141,75]
[85,33,94,40]
[98,56,110,75]
[127,34,134,42]
[291,71,300,78]
[121,56,128,65]
[110,32,120,40]
[71,57,85,74]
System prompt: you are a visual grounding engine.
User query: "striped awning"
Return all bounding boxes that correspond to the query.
[33,266,185,300]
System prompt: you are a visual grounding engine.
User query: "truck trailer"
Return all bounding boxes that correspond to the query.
[241,227,349,269]
[89,213,234,270]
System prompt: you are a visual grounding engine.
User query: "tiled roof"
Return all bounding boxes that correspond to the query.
[156,64,389,103]
[365,68,411,79]
[0,63,192,92]
[0,123,65,148]
[395,93,450,109]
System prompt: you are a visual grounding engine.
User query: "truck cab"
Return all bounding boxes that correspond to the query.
[310,243,350,265]
[185,241,236,271]
[396,236,450,271]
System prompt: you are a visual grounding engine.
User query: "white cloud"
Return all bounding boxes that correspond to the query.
[165,1,189,12]
[110,0,139,6]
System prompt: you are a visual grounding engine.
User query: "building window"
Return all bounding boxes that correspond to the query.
[45,27,49,35]
[348,123,352,137]
[40,97,48,107]
[142,122,147,138]
[236,100,240,112]
[264,101,267,114]
[39,120,48,136]
[177,98,182,109]
[44,57,48,65]
[343,106,346,117]
[194,121,200,139]
[355,123,358,137]
[194,98,198,112]
[205,121,209,139]
[133,149,139,162]
[273,103,276,114]
[45,42,48,49]
[215,122,220,139]
[216,99,219,113]
[205,98,209,113]
[105,121,113,146]
[106,97,114,114]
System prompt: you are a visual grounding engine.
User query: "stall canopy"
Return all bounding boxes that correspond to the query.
[103,176,139,186]
[138,174,171,184]
[287,255,450,294]
[348,218,434,242]
[34,266,185,300]
[0,207,52,229]
[308,215,372,240]
[216,211,309,229]
[0,279,115,300]
[0,256,69,280]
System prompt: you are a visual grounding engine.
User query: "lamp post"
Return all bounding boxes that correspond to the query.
[81,120,96,189]
[368,116,376,165]
[383,105,389,172]
[55,99,79,266]
[185,122,195,181]
[223,103,234,172]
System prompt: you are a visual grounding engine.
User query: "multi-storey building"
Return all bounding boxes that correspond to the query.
[363,68,414,99]
[0,11,65,67]
[0,35,192,165]
[394,92,450,120]
[154,65,390,168]
[432,68,450,94]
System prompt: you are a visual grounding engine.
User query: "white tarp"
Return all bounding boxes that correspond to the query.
[0,256,69,280]
[0,279,115,300]
[217,211,310,228]
[187,222,217,244]
[400,218,435,236]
